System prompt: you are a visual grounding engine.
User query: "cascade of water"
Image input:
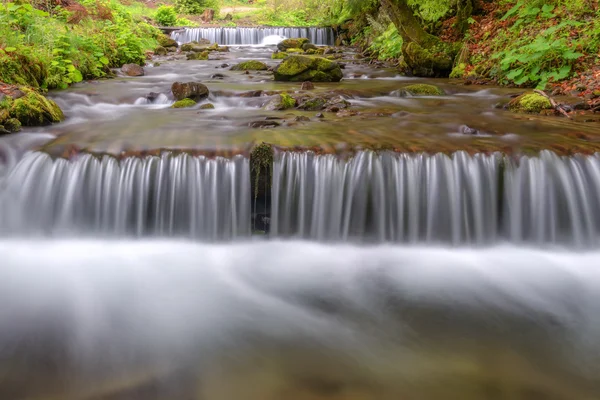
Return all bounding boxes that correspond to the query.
[271,150,600,246]
[171,27,335,45]
[0,152,251,239]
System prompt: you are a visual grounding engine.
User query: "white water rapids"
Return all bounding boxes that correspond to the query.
[0,240,599,400]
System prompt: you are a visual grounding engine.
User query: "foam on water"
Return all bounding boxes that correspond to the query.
[0,240,599,400]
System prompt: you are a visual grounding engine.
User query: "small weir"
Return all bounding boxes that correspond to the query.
[1,149,600,246]
[0,152,250,239]
[171,27,335,45]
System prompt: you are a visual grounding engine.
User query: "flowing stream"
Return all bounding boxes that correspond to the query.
[1,29,600,399]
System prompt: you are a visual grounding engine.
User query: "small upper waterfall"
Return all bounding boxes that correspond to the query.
[0,152,251,239]
[171,27,335,45]
[271,150,600,246]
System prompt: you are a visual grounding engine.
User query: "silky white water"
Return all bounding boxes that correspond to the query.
[0,240,599,400]
[171,27,335,45]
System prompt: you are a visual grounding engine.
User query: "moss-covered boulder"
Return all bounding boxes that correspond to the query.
[158,34,178,48]
[397,84,444,96]
[0,88,64,126]
[172,99,196,108]
[403,41,458,78]
[171,81,209,101]
[286,48,304,54]
[230,60,268,71]
[302,43,318,51]
[154,46,168,56]
[508,92,553,113]
[186,51,209,60]
[272,52,288,60]
[264,93,296,111]
[277,38,309,52]
[274,55,343,82]
[199,103,215,109]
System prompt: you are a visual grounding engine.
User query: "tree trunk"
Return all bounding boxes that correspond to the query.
[455,0,473,34]
[380,0,458,77]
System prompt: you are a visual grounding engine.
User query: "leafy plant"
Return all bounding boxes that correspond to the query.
[369,23,403,61]
[155,5,177,25]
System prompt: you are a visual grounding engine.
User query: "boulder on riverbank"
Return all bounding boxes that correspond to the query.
[0,87,64,127]
[157,34,178,48]
[121,64,144,76]
[171,82,209,101]
[231,60,269,71]
[274,55,343,82]
[508,92,552,113]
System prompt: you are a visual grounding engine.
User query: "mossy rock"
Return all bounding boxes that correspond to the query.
[401,84,444,96]
[277,38,310,52]
[199,103,215,109]
[154,46,168,56]
[158,34,178,48]
[264,93,296,111]
[508,92,552,113]
[3,118,21,132]
[0,52,47,88]
[272,52,288,60]
[274,55,343,82]
[450,63,466,79]
[187,51,209,60]
[231,60,268,71]
[1,88,64,126]
[172,99,197,108]
[286,48,304,54]
[302,43,318,51]
[297,96,327,111]
[171,81,209,101]
[403,40,457,78]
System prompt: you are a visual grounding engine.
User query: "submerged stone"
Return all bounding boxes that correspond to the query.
[508,92,553,113]
[172,99,197,108]
[186,51,209,60]
[199,103,215,109]
[395,84,444,96]
[274,55,343,82]
[171,81,209,101]
[231,60,269,71]
[121,64,144,77]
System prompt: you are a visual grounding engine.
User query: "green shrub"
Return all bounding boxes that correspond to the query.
[155,5,177,26]
[174,0,219,15]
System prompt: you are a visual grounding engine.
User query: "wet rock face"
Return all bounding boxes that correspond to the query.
[277,38,310,52]
[171,82,210,101]
[121,64,144,77]
[274,55,343,83]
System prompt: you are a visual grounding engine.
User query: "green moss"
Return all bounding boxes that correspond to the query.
[157,34,178,48]
[450,63,466,79]
[3,118,21,132]
[508,92,552,113]
[274,55,343,82]
[172,98,197,108]
[402,84,444,96]
[286,48,304,53]
[250,142,274,200]
[272,52,288,60]
[231,60,268,71]
[277,38,310,51]
[280,93,295,109]
[7,89,64,126]
[0,52,47,88]
[186,51,209,60]
[298,96,327,111]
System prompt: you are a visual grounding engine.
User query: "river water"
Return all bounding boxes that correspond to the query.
[0,30,599,399]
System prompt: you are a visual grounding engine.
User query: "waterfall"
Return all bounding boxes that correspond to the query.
[271,150,600,246]
[0,152,251,239]
[171,27,335,45]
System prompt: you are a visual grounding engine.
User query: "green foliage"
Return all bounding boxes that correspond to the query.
[0,0,160,89]
[174,0,219,15]
[369,23,403,60]
[490,1,586,88]
[155,5,177,26]
[175,17,197,26]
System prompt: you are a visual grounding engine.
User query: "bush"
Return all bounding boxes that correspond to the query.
[174,0,219,15]
[155,5,177,26]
